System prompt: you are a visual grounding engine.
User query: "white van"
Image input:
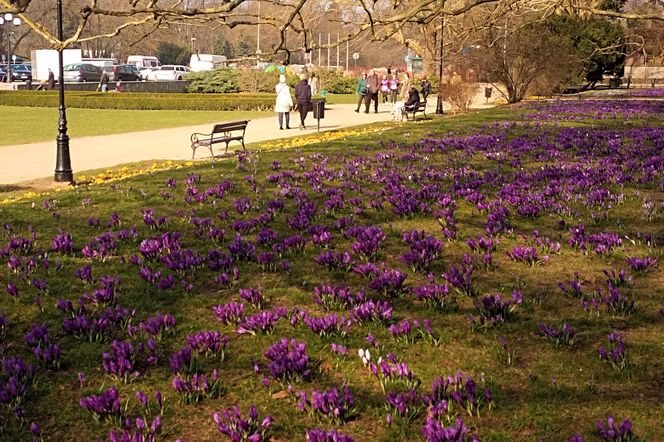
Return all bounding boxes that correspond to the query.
[189,54,227,72]
[127,55,161,68]
[127,56,161,80]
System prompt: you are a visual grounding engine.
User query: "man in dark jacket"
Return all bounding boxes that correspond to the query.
[364,69,380,114]
[294,73,312,130]
[404,86,421,111]
[420,79,431,101]
[401,86,421,120]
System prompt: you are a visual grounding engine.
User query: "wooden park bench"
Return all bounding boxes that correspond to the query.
[190,120,249,160]
[403,101,427,121]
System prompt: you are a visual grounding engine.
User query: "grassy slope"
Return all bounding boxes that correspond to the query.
[0,105,662,441]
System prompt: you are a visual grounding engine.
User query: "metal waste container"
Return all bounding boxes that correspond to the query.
[312,98,326,119]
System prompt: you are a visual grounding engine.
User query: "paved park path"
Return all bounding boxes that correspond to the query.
[0,101,431,185]
[1,88,499,186]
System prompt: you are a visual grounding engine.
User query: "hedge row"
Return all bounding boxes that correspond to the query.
[2,91,273,99]
[186,68,358,94]
[0,91,274,111]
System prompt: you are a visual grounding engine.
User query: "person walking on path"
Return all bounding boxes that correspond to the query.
[294,73,312,130]
[399,72,411,101]
[354,72,367,113]
[420,78,431,102]
[364,69,380,114]
[47,68,55,90]
[389,74,399,103]
[98,70,110,92]
[275,74,293,130]
[309,73,320,96]
[380,75,390,103]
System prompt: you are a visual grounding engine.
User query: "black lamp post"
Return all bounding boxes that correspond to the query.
[54,0,73,182]
[0,13,21,83]
[435,11,444,115]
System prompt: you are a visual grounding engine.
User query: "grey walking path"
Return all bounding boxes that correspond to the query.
[0,96,496,186]
[0,102,412,185]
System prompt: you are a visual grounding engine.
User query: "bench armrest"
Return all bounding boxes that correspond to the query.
[190,132,212,143]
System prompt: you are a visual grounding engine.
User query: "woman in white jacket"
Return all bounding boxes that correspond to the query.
[275,74,293,130]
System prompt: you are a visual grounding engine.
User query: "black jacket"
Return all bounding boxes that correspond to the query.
[294,80,312,103]
[405,89,421,107]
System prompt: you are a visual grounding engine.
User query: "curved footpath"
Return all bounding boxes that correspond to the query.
[0,100,493,186]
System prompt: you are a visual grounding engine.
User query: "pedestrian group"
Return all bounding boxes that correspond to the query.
[273,66,435,130]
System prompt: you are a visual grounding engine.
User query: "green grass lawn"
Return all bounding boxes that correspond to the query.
[0,106,271,146]
[0,102,662,441]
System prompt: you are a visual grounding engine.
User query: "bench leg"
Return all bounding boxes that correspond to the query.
[225,141,230,154]
[241,139,246,151]
[208,144,215,162]
[191,144,197,160]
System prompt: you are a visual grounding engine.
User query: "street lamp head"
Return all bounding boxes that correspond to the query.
[12,17,21,26]
[4,13,12,21]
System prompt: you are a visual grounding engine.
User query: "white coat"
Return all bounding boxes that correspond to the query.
[275,83,294,113]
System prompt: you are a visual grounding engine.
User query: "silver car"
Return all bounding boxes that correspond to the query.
[62,63,104,82]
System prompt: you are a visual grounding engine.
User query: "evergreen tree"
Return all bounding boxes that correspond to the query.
[546,15,626,83]
[157,42,191,65]
[213,37,234,58]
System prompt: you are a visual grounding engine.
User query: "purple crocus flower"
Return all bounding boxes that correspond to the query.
[263,338,311,380]
[213,302,245,324]
[596,415,634,441]
[212,404,273,442]
[626,256,658,273]
[306,428,355,442]
[79,387,121,421]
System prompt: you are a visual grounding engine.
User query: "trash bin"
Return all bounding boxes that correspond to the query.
[312,98,326,119]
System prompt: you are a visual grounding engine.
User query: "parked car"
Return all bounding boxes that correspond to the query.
[143,67,160,81]
[10,64,32,82]
[108,64,141,81]
[149,65,190,81]
[62,63,104,82]
[138,66,156,81]
[0,66,6,82]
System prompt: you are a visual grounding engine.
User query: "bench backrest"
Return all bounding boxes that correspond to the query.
[212,120,249,134]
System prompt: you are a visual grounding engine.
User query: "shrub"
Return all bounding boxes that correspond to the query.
[186,68,241,93]
[316,69,356,94]
[442,81,478,112]
[187,68,283,93]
